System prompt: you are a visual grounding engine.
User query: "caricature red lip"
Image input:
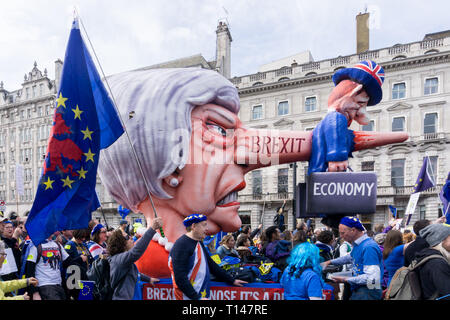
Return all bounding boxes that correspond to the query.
[216,181,246,207]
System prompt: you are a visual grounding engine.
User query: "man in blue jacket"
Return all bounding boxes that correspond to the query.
[322,216,383,300]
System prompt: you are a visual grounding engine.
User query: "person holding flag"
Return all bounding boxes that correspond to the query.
[25,17,124,246]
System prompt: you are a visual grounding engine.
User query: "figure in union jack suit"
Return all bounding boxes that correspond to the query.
[308,60,407,174]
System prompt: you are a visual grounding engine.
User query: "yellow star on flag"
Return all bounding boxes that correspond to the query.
[84,149,96,163]
[61,176,75,189]
[201,290,207,298]
[43,176,55,190]
[56,93,68,108]
[81,126,94,141]
[72,105,84,120]
[77,167,88,179]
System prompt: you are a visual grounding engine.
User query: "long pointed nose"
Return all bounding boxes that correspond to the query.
[234,128,313,173]
[234,128,409,174]
[353,131,409,151]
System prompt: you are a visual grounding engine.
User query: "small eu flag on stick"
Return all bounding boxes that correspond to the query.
[413,156,436,194]
[25,18,124,246]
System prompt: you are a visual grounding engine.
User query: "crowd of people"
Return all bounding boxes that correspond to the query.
[0,209,160,300]
[209,214,450,300]
[0,208,449,301]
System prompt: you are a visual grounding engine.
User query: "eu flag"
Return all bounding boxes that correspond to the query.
[388,205,397,219]
[25,18,124,245]
[440,172,450,224]
[413,156,436,194]
[78,280,95,300]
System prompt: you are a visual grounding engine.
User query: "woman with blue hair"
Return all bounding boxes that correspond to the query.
[280,242,325,300]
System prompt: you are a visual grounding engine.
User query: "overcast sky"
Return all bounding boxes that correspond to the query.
[1,0,449,90]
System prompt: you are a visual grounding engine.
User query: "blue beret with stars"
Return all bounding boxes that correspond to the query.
[340,216,365,231]
[183,214,207,227]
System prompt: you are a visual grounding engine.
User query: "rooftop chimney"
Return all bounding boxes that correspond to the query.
[215,20,232,79]
[356,12,370,54]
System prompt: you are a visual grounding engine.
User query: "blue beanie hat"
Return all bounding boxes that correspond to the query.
[340,216,365,231]
[183,214,207,227]
[332,60,385,106]
[91,223,105,236]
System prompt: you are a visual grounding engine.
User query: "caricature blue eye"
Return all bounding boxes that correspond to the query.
[206,122,227,137]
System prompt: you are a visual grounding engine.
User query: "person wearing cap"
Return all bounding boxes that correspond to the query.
[322,216,383,300]
[168,214,247,300]
[87,223,108,260]
[414,223,450,300]
[119,219,130,235]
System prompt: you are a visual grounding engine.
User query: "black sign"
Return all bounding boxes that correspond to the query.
[298,172,377,216]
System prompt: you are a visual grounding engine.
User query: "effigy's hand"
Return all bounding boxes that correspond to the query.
[328,160,348,172]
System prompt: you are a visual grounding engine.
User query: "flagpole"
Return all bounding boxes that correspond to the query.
[75,11,164,237]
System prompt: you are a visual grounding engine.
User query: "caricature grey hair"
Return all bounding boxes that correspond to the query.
[98,68,240,212]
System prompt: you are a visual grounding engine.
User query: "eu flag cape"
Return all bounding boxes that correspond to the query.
[26,18,124,245]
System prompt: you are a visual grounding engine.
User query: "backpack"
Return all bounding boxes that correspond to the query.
[385,254,447,300]
[86,257,114,300]
[87,257,129,300]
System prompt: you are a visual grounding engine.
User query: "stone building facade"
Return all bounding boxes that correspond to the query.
[1,18,449,232]
[233,30,450,232]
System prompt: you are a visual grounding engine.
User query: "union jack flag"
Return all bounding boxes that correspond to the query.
[353,60,385,86]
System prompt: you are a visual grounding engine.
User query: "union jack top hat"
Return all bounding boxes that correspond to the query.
[332,60,385,106]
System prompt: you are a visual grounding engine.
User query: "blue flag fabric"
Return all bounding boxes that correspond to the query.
[413,156,436,193]
[25,18,124,245]
[389,205,397,219]
[440,172,450,224]
[78,281,95,300]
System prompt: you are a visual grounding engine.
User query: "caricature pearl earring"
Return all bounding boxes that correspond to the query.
[169,178,179,187]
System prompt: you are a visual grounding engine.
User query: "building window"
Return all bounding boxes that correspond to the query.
[424,77,438,95]
[392,117,405,132]
[419,205,426,220]
[32,86,37,98]
[252,170,262,199]
[252,105,263,120]
[361,161,375,172]
[39,84,44,96]
[392,82,406,100]
[278,168,289,195]
[362,120,374,131]
[423,113,437,134]
[305,96,317,112]
[391,159,405,187]
[38,106,43,117]
[277,101,289,116]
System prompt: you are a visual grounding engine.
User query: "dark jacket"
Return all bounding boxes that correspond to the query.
[109,227,156,300]
[404,236,429,267]
[415,248,450,300]
[265,240,291,263]
[315,242,334,263]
